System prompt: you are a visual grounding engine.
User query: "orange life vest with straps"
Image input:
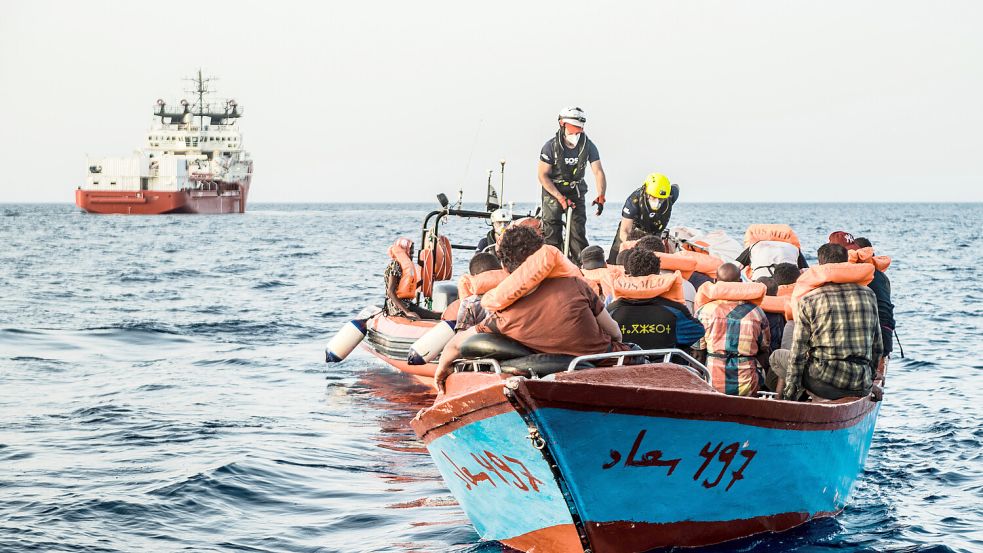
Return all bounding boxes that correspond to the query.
[848,247,891,272]
[388,238,421,300]
[609,271,685,304]
[760,284,794,315]
[581,265,624,298]
[481,245,585,312]
[677,249,724,278]
[786,262,875,320]
[694,281,767,312]
[458,269,508,300]
[743,224,802,249]
[654,252,698,280]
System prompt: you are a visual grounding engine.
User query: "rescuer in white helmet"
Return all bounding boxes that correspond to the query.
[475,208,511,252]
[537,106,607,263]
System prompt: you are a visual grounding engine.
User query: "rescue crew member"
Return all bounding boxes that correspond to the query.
[475,208,511,253]
[537,106,607,264]
[608,173,679,264]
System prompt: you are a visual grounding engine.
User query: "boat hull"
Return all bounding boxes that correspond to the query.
[360,313,439,386]
[413,365,880,552]
[75,181,250,215]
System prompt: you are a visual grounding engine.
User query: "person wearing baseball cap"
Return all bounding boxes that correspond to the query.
[828,231,861,250]
[536,106,607,263]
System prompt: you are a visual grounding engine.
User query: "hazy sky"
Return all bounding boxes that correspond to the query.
[1,1,980,203]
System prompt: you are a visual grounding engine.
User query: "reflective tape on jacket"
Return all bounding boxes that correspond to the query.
[609,271,685,304]
[694,281,767,311]
[743,224,802,249]
[787,262,875,320]
[848,247,891,272]
[480,245,586,312]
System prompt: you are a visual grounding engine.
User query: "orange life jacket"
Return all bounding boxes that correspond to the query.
[581,265,624,298]
[786,262,875,320]
[619,239,639,252]
[743,224,802,249]
[677,249,724,278]
[420,235,454,297]
[760,295,790,315]
[610,271,685,304]
[694,281,767,311]
[481,245,586,312]
[441,299,461,321]
[848,247,891,272]
[388,238,420,300]
[458,269,508,300]
[654,252,698,280]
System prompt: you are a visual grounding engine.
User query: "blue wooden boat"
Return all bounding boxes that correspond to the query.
[411,349,881,552]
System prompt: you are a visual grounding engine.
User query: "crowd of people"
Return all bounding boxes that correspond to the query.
[384,106,896,403]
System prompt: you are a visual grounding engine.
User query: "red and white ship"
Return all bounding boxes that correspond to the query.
[76,71,253,214]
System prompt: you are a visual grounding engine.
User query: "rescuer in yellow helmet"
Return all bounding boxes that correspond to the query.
[607,173,680,264]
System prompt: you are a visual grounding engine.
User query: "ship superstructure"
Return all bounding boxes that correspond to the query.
[76,71,253,214]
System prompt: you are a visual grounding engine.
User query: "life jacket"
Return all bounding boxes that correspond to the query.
[760,295,789,315]
[848,247,891,272]
[654,252,698,280]
[420,234,453,297]
[677,249,724,278]
[743,224,802,249]
[458,269,508,300]
[551,130,589,186]
[388,238,420,300]
[786,262,875,320]
[609,271,685,304]
[441,299,460,321]
[481,245,585,312]
[581,265,624,298]
[694,281,767,312]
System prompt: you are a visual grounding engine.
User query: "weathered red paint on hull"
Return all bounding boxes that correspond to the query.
[75,181,250,215]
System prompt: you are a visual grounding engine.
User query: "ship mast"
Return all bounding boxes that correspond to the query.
[185,69,215,129]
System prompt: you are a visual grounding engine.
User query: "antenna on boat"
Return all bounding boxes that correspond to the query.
[499,159,506,205]
[184,69,216,129]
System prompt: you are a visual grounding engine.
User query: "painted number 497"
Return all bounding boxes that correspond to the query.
[693,441,756,491]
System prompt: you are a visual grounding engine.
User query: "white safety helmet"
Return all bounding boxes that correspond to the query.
[490,208,511,224]
[558,106,587,128]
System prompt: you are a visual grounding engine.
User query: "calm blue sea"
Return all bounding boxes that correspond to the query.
[0,202,980,553]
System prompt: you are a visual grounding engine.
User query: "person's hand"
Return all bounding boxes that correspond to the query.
[870,384,884,402]
[592,195,605,216]
[554,195,573,210]
[434,362,452,393]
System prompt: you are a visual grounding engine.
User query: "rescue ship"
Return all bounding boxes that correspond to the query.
[76,71,252,214]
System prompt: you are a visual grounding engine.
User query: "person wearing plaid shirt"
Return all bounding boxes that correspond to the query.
[772,244,883,401]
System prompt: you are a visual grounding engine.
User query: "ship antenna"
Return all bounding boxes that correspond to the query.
[184,69,216,129]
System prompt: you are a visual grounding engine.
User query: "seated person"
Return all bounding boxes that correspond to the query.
[579,245,611,298]
[607,248,705,350]
[385,238,440,320]
[434,226,627,391]
[756,276,785,352]
[455,253,504,331]
[769,243,883,401]
[634,235,697,314]
[475,208,511,252]
[693,263,771,396]
[772,262,801,287]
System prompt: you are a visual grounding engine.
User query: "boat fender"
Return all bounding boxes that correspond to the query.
[481,245,585,312]
[694,281,767,311]
[787,262,875,320]
[848,247,892,272]
[325,319,368,363]
[407,320,457,365]
[459,332,535,361]
[500,353,595,377]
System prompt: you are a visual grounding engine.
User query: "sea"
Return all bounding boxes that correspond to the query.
[0,202,979,553]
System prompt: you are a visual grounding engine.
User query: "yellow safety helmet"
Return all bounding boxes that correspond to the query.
[643,173,672,199]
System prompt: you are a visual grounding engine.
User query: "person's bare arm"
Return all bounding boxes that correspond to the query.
[617,218,634,244]
[591,160,607,199]
[596,308,622,342]
[434,327,478,392]
[385,273,419,320]
[538,161,570,207]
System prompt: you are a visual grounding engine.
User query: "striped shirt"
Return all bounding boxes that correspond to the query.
[695,300,770,397]
[785,283,883,399]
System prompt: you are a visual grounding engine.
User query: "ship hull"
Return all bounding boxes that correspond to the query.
[76,181,250,215]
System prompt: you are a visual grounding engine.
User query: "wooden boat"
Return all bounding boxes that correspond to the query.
[411,348,881,552]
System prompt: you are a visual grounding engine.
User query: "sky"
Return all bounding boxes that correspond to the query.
[0,0,980,203]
